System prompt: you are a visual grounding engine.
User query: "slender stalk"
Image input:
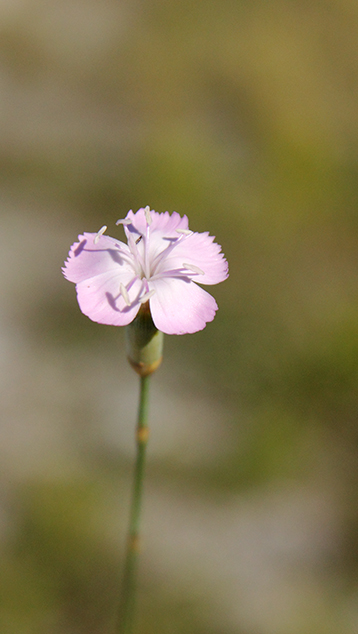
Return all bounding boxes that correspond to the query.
[117,374,150,634]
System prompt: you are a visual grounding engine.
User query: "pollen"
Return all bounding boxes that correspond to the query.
[116,217,132,226]
[183,263,205,275]
[94,225,107,244]
[120,283,131,306]
[176,229,192,235]
[144,206,152,225]
[139,289,156,304]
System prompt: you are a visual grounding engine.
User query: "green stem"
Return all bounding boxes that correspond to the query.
[117,374,150,634]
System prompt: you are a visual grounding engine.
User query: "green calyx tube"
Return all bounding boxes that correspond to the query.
[125,303,164,376]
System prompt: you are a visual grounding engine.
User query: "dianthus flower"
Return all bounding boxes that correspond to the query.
[62,206,228,335]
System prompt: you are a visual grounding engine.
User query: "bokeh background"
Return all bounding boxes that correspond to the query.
[1,0,358,632]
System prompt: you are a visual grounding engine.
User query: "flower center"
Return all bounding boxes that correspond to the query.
[115,208,206,308]
[117,212,151,280]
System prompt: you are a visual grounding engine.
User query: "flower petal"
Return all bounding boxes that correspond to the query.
[62,233,133,283]
[125,208,189,238]
[157,230,228,285]
[76,270,143,326]
[149,277,218,335]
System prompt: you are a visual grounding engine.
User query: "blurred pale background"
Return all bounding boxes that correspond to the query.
[1,0,358,632]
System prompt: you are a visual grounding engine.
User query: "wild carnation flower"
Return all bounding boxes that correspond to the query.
[62,206,228,335]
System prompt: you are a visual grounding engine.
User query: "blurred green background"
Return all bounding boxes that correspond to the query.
[1,0,358,632]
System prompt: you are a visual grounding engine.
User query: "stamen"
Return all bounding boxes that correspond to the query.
[94,225,107,244]
[183,263,205,275]
[116,218,132,226]
[139,289,156,304]
[151,229,192,272]
[120,283,131,306]
[144,206,152,225]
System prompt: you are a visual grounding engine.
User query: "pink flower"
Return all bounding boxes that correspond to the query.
[62,206,228,335]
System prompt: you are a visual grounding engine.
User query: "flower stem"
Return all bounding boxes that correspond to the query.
[117,374,150,634]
